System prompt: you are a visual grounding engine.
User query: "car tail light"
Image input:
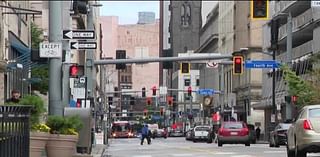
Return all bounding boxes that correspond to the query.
[303,119,313,130]
[239,128,249,136]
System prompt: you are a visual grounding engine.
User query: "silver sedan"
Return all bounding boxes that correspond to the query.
[287,105,320,157]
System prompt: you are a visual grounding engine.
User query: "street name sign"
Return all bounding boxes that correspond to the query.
[245,60,280,69]
[63,30,95,40]
[197,89,214,95]
[312,1,320,7]
[70,42,97,50]
[39,42,62,58]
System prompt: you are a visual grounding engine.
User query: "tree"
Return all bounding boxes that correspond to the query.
[30,22,49,94]
[281,53,320,106]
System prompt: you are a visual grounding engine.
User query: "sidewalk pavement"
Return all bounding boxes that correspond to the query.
[91,144,107,157]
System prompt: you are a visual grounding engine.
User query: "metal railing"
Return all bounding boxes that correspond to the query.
[0,106,32,157]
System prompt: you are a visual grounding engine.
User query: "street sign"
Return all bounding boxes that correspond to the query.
[245,60,280,69]
[70,41,97,50]
[63,30,95,40]
[206,61,219,68]
[39,42,62,58]
[159,86,168,95]
[197,89,214,95]
[312,1,320,7]
[79,77,86,84]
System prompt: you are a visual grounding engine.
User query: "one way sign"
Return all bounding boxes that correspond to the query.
[63,30,95,40]
[70,42,97,50]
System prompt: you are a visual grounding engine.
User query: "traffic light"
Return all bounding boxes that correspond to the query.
[73,0,88,14]
[143,109,148,117]
[146,97,152,106]
[152,86,157,96]
[233,56,243,75]
[180,62,190,74]
[160,107,164,116]
[116,50,126,70]
[292,95,298,104]
[130,96,135,105]
[76,99,81,108]
[187,86,192,97]
[142,87,146,97]
[163,49,173,69]
[69,64,84,78]
[251,0,268,20]
[167,96,173,106]
[114,87,119,97]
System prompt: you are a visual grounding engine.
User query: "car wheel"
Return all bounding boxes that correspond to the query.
[274,137,280,147]
[245,142,250,146]
[207,139,213,144]
[193,140,197,143]
[218,141,223,147]
[286,144,295,157]
[294,137,306,157]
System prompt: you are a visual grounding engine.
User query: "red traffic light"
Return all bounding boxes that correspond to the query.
[233,56,243,75]
[187,86,192,96]
[160,108,164,116]
[152,86,157,96]
[146,97,152,106]
[251,0,268,19]
[167,96,173,106]
[70,65,79,77]
[292,95,298,103]
[143,109,148,116]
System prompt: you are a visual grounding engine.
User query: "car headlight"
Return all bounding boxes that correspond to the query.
[112,133,116,137]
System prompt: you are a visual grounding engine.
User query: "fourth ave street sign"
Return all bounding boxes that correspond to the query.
[70,42,97,50]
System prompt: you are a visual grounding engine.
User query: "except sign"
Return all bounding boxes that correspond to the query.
[39,42,62,58]
[245,60,279,69]
[70,42,97,50]
[63,30,95,39]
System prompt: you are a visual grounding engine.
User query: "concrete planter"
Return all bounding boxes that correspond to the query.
[30,132,50,157]
[46,134,78,157]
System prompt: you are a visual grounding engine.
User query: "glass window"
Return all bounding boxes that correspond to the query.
[309,108,320,118]
[223,122,244,129]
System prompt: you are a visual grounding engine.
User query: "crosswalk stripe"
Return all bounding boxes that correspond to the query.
[171,154,193,156]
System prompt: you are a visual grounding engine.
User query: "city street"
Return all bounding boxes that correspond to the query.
[101,137,318,157]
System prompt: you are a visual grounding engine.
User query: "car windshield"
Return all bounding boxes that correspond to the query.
[195,127,210,131]
[309,108,320,118]
[223,123,243,129]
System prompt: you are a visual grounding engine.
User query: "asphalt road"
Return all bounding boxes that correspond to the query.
[102,137,320,157]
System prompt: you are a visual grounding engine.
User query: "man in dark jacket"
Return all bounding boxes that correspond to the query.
[6,89,21,103]
[141,124,150,145]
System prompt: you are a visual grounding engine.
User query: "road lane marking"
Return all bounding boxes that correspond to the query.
[171,154,193,156]
[264,150,285,153]
[215,152,236,155]
[132,156,152,157]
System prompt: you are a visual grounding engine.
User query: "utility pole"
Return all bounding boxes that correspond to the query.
[62,1,72,109]
[271,19,279,124]
[220,64,225,120]
[86,4,95,103]
[48,1,63,115]
[286,12,293,120]
[189,95,193,127]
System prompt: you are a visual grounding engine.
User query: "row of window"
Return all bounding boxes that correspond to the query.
[267,60,313,78]
[184,78,200,86]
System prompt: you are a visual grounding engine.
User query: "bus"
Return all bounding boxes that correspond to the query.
[111,121,134,138]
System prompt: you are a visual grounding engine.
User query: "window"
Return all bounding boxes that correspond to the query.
[309,108,320,118]
[184,79,190,86]
[184,93,190,101]
[196,78,200,86]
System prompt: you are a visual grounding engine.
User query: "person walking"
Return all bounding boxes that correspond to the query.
[256,126,261,141]
[140,124,150,145]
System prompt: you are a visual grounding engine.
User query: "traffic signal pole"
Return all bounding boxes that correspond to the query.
[286,12,293,120]
[48,1,63,115]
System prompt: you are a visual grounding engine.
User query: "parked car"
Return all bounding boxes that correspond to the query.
[193,125,213,143]
[169,128,184,137]
[287,105,320,157]
[269,123,291,147]
[185,128,194,141]
[247,124,257,144]
[217,121,250,147]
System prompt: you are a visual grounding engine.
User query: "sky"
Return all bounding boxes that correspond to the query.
[100,1,160,25]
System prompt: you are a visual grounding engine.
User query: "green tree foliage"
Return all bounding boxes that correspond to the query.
[30,22,49,94]
[282,53,320,106]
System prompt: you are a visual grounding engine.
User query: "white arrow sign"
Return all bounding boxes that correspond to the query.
[63,30,95,39]
[70,42,97,50]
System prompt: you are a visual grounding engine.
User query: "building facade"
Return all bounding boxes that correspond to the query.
[100,16,160,117]
[261,1,320,138]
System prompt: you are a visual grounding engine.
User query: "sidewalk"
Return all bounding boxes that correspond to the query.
[91,144,107,157]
